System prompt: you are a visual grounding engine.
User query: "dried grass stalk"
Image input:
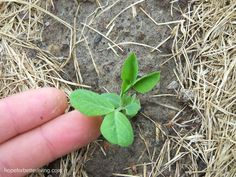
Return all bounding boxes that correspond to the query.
[0,2,89,176]
[0,0,85,99]
[152,0,236,176]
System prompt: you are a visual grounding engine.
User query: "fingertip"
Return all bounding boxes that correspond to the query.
[69,111,102,145]
[0,87,69,143]
[54,110,102,149]
[0,110,103,176]
[40,87,68,110]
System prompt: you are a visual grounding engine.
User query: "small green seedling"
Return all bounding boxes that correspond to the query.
[69,53,160,147]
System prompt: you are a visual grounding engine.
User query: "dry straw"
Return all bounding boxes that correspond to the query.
[0,1,90,176]
[0,0,87,99]
[159,0,236,176]
[0,0,235,177]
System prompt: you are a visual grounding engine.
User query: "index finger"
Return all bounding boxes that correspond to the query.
[0,88,68,143]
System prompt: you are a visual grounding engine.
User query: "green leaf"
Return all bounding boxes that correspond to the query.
[121,94,132,106]
[101,111,134,147]
[121,53,138,93]
[70,89,115,116]
[133,72,160,94]
[122,94,141,117]
[101,93,121,108]
[125,102,141,117]
[121,80,131,94]
[121,94,136,106]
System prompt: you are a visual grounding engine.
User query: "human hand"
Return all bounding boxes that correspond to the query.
[0,88,102,177]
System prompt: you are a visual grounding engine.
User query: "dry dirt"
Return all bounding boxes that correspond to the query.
[41,0,189,176]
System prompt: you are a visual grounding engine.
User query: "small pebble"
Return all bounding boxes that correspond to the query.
[45,21,50,27]
[167,80,179,90]
[94,34,103,45]
[179,88,194,102]
[48,44,60,56]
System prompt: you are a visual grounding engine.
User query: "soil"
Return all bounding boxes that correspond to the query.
[41,0,188,176]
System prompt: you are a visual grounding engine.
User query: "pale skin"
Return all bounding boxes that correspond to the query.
[0,88,102,177]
